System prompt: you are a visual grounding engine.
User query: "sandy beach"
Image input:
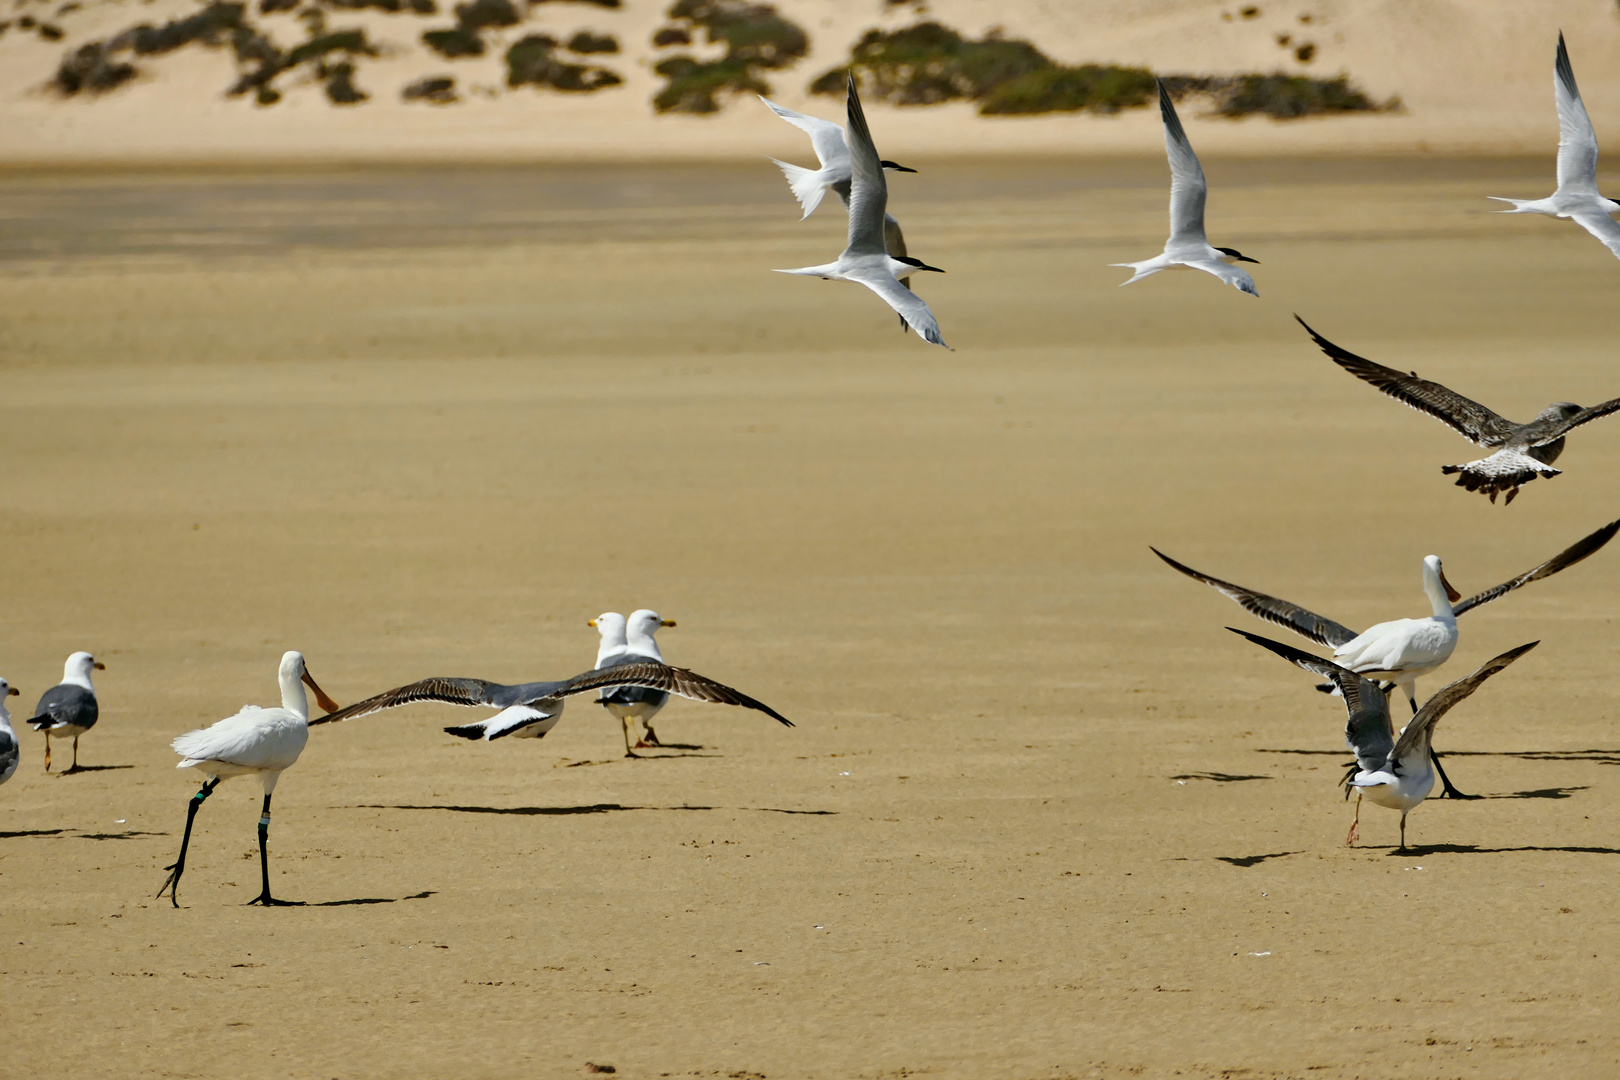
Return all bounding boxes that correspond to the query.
[2,154,1620,1077]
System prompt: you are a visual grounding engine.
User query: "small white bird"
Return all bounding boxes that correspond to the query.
[1490,33,1620,261]
[1112,81,1259,296]
[27,651,104,774]
[774,74,951,348]
[595,609,677,752]
[1234,629,1537,850]
[156,651,341,907]
[0,677,21,788]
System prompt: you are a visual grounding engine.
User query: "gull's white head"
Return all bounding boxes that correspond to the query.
[0,677,16,722]
[1423,555,1462,606]
[589,612,629,664]
[63,651,104,688]
[279,650,341,717]
[627,609,675,659]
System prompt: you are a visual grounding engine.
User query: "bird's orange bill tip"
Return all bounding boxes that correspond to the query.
[94,662,106,670]
[587,619,598,627]
[661,619,677,627]
[1441,571,1462,604]
[301,670,342,715]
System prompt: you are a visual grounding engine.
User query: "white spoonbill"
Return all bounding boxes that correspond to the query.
[1490,34,1620,261]
[156,651,341,908]
[1112,81,1259,296]
[1233,629,1537,850]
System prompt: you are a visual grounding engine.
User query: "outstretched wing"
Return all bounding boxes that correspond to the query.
[1531,394,1620,443]
[845,264,948,348]
[842,73,890,257]
[1159,81,1207,244]
[1453,518,1620,616]
[550,663,793,727]
[1153,547,1359,647]
[757,95,850,170]
[1394,641,1539,762]
[309,677,516,726]
[1555,33,1601,195]
[1227,628,1393,771]
[1568,211,1620,262]
[1295,316,1517,446]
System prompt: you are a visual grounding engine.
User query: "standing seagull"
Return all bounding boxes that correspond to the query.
[0,678,20,788]
[156,651,341,908]
[310,660,790,754]
[1232,629,1537,850]
[774,74,950,348]
[27,651,104,774]
[1297,316,1620,504]
[1490,33,1620,260]
[596,609,677,752]
[1112,81,1259,296]
[1154,516,1618,797]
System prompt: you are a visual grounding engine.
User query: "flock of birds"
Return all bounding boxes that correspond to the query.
[3,33,1619,905]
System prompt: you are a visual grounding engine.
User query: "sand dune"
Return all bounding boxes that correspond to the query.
[6,0,1620,165]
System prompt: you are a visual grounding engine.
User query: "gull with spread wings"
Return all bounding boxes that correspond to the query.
[773,74,949,347]
[1232,629,1537,851]
[1112,81,1259,296]
[1490,33,1620,261]
[310,661,790,757]
[1297,316,1620,504]
[1154,517,1617,797]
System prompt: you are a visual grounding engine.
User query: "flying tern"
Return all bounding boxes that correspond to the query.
[1233,629,1537,851]
[773,74,950,348]
[1490,33,1620,261]
[1112,81,1259,296]
[1297,316,1620,504]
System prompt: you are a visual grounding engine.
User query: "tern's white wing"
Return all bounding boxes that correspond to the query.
[845,265,948,347]
[1158,82,1207,244]
[841,74,890,257]
[1555,33,1601,195]
[1188,258,1257,296]
[758,95,850,171]
[1570,210,1620,259]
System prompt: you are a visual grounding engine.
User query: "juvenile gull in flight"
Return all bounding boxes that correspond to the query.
[1112,81,1259,296]
[1154,517,1618,797]
[157,651,342,907]
[1297,316,1620,503]
[27,651,104,774]
[1232,629,1537,850]
[1490,33,1620,261]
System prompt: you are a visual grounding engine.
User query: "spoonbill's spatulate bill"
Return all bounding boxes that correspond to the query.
[1490,33,1620,260]
[1112,81,1259,296]
[156,651,341,908]
[310,660,790,757]
[26,651,104,774]
[1153,517,1618,797]
[1232,629,1537,851]
[0,678,20,787]
[594,609,677,753]
[773,74,950,348]
[1297,316,1620,504]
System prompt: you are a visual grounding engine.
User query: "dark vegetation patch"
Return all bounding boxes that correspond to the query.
[421,0,517,58]
[812,20,1396,119]
[505,32,621,91]
[651,0,807,113]
[566,29,616,53]
[402,73,457,102]
[53,1,378,105]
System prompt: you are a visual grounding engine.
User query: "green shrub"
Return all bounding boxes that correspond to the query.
[422,25,482,56]
[978,62,1155,114]
[507,33,622,91]
[651,0,807,113]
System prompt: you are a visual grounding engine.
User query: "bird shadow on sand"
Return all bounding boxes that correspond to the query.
[1215,851,1301,867]
[51,764,135,776]
[0,828,68,839]
[350,802,835,817]
[1381,842,1620,857]
[1172,772,1271,782]
[311,890,436,907]
[76,830,169,840]
[563,753,721,767]
[1480,786,1589,800]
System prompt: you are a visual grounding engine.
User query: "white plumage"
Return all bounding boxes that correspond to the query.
[0,678,20,787]
[1328,556,1459,705]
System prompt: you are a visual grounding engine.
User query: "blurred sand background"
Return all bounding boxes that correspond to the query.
[3,152,1620,1078]
[8,0,1620,164]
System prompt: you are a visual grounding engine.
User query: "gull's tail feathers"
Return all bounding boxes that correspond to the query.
[1442,449,1562,504]
[769,158,828,219]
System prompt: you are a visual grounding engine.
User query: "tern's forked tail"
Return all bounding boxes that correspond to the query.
[770,158,828,219]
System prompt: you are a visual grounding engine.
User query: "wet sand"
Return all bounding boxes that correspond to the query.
[3,157,1620,1078]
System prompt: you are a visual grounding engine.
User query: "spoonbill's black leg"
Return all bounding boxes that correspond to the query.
[157,777,220,907]
[1431,749,1478,800]
[248,792,303,907]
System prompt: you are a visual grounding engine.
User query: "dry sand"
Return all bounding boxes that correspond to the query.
[3,156,1620,1078]
[9,0,1620,164]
